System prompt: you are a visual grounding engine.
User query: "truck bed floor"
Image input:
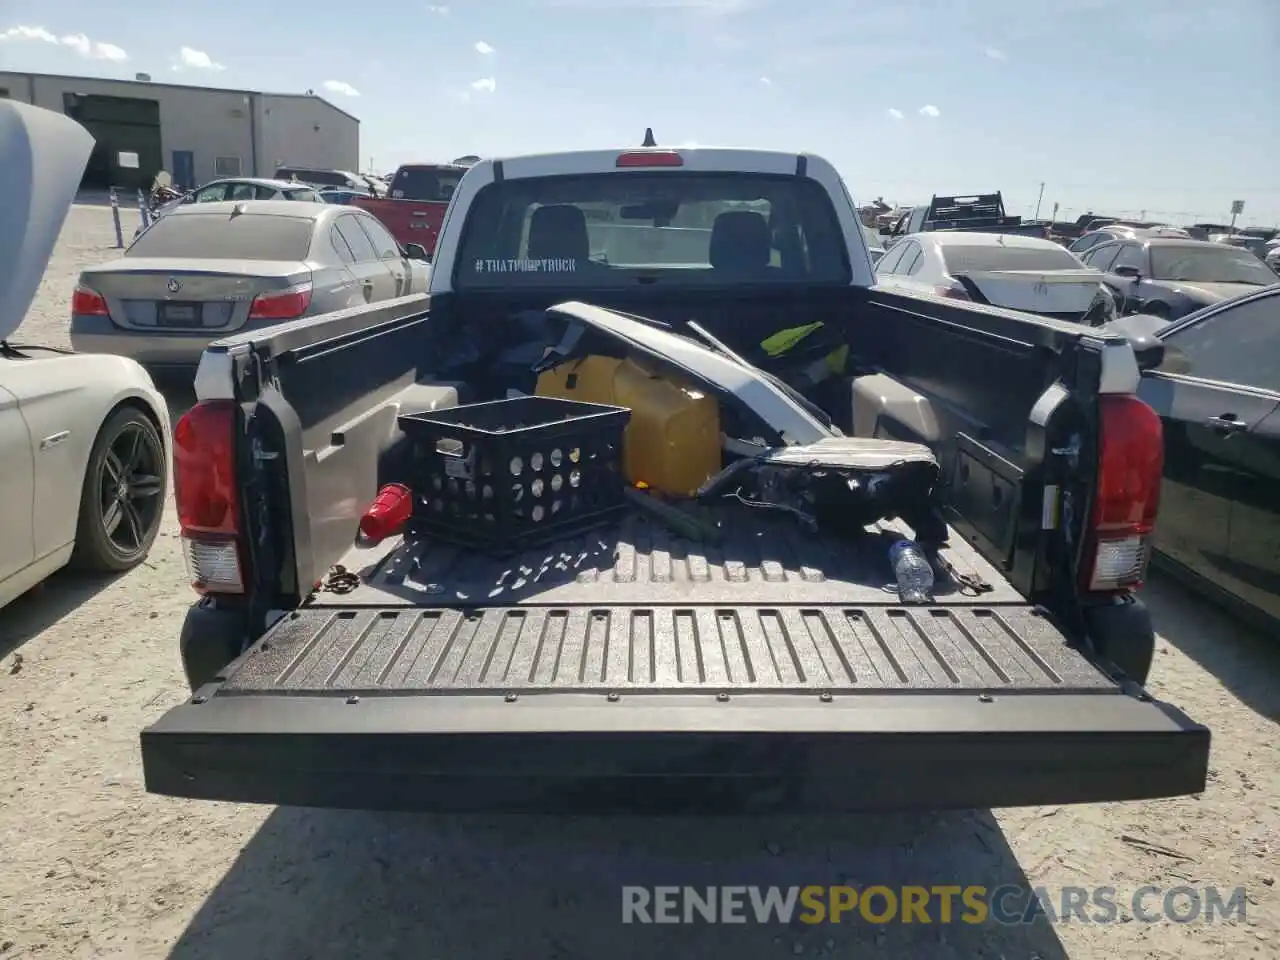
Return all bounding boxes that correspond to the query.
[320,510,1024,609]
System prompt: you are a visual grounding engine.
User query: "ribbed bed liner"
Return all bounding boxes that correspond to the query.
[216,509,1117,697]
[319,510,1024,608]
[220,603,1112,695]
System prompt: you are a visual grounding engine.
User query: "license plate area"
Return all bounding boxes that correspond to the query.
[158,302,202,327]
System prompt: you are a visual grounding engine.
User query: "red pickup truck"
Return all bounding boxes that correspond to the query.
[351,162,468,255]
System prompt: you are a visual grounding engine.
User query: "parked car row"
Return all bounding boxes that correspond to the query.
[870,224,1279,630]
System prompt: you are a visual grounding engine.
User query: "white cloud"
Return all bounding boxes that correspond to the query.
[886,107,904,120]
[60,32,128,61]
[474,40,495,54]
[59,32,91,56]
[322,80,361,97]
[94,42,128,62]
[918,104,940,117]
[758,76,771,86]
[426,3,450,12]
[176,46,224,71]
[470,76,497,93]
[1,25,58,43]
[984,46,1006,61]
[1,26,126,60]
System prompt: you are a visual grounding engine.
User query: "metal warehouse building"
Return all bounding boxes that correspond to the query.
[0,71,359,191]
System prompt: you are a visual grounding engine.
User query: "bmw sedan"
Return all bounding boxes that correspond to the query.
[71,200,430,375]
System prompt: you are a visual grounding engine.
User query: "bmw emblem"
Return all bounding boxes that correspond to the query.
[167,277,182,294]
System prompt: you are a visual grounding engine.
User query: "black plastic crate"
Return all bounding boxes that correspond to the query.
[399,396,632,553]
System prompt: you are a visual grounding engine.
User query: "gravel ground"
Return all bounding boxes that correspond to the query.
[0,204,1276,959]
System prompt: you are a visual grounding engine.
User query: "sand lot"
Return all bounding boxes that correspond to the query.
[0,203,1276,959]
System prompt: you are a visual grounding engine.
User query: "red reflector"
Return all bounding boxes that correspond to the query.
[1084,394,1163,592]
[248,284,312,320]
[935,284,971,300]
[616,151,684,168]
[359,483,413,543]
[72,286,109,316]
[174,400,240,535]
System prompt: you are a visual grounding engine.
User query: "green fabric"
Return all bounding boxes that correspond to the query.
[759,322,825,357]
[825,344,850,374]
[759,323,849,378]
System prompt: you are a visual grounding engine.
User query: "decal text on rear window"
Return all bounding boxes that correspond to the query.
[473,258,578,273]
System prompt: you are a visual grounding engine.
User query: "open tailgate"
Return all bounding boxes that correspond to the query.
[141,600,1209,814]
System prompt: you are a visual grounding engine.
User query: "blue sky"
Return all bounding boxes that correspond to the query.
[3,0,1277,224]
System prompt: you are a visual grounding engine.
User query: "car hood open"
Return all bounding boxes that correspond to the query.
[0,100,94,341]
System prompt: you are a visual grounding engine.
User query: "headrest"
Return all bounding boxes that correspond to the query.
[528,204,590,262]
[709,210,771,271]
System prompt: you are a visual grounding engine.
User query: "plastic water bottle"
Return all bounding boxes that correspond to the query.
[889,539,935,604]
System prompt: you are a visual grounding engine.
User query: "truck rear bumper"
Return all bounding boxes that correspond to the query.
[142,688,1209,814]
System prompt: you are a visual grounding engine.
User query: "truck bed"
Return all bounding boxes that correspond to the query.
[142,509,1209,814]
[318,511,1024,608]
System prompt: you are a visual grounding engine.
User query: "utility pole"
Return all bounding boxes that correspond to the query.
[1034,182,1045,220]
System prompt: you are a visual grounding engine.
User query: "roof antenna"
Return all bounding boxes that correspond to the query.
[642,127,657,147]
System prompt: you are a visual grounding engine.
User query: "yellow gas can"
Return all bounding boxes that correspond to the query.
[536,355,721,498]
[535,355,624,406]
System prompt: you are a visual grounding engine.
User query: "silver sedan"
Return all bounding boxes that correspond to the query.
[71,200,430,374]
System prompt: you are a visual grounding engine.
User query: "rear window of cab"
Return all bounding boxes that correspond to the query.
[453,172,852,288]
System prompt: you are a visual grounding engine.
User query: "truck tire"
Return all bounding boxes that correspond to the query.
[1083,595,1155,686]
[180,598,248,692]
[71,405,166,573]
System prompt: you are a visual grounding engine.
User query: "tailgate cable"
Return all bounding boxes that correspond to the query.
[316,564,361,594]
[929,549,993,597]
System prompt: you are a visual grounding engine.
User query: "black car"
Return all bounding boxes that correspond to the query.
[1079,237,1278,322]
[1068,224,1188,255]
[1108,286,1280,629]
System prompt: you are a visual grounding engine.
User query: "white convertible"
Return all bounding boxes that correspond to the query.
[1,100,171,609]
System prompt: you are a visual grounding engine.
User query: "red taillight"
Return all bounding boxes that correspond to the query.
[248,284,312,321]
[359,483,413,543]
[935,283,971,300]
[72,286,109,316]
[616,151,684,168]
[174,400,245,594]
[1084,395,1164,593]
